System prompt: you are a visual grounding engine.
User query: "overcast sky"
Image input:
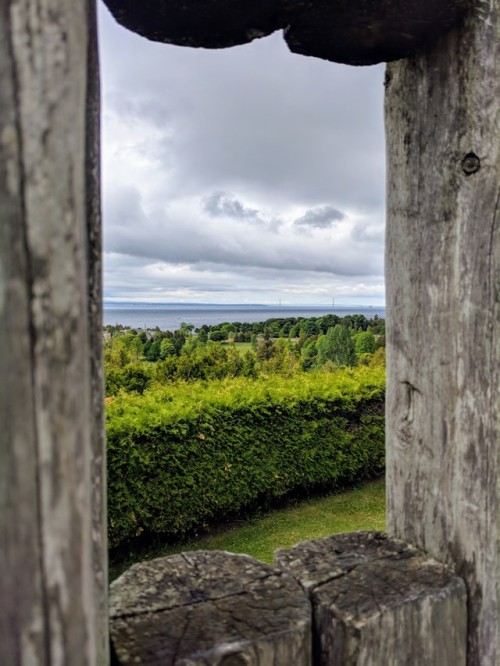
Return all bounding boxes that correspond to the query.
[98,2,386,305]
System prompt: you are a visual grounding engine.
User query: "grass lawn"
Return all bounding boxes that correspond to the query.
[110,477,386,581]
[231,341,253,355]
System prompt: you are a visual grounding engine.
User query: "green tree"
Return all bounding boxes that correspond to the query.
[279,322,292,338]
[251,322,264,335]
[173,330,187,353]
[256,337,275,362]
[369,347,386,368]
[160,338,177,359]
[300,319,319,336]
[123,334,143,362]
[261,339,299,376]
[317,325,357,368]
[145,339,162,362]
[181,323,194,334]
[354,329,377,356]
[197,328,208,344]
[104,336,129,369]
[300,339,318,370]
[241,350,258,379]
[118,364,151,394]
[209,329,228,342]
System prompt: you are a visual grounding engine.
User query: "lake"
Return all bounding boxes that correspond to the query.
[103,304,385,331]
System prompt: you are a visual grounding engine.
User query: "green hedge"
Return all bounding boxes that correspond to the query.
[107,367,385,548]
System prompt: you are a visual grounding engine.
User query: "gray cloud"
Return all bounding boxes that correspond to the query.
[350,220,385,244]
[104,251,385,304]
[294,205,345,229]
[203,191,260,220]
[98,1,386,304]
[104,185,383,278]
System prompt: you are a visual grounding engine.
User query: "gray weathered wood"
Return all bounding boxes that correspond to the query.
[110,551,312,665]
[0,0,107,663]
[1,0,496,662]
[385,0,500,663]
[0,1,45,661]
[102,0,468,66]
[275,531,467,665]
[86,0,108,659]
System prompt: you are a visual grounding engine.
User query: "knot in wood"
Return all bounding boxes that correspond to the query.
[461,152,481,176]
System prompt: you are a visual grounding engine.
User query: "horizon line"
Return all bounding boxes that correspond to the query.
[103,300,386,308]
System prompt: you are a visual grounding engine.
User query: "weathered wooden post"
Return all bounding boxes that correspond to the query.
[385,2,500,663]
[1,0,498,663]
[103,1,498,663]
[275,531,467,664]
[0,0,107,664]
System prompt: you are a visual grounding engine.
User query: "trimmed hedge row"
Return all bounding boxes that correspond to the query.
[107,367,385,548]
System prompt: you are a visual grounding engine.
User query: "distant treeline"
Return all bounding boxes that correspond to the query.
[198,312,384,341]
[105,312,385,342]
[103,314,385,396]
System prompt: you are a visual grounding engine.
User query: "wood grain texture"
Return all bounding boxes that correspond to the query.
[0,0,107,663]
[275,531,467,665]
[102,0,469,66]
[86,0,108,660]
[0,1,46,661]
[110,551,312,665]
[385,0,500,663]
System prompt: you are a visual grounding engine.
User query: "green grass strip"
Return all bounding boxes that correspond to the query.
[110,477,386,580]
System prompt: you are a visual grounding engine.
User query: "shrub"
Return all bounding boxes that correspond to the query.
[107,367,385,548]
[106,363,152,396]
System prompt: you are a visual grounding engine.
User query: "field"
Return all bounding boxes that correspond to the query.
[231,341,253,355]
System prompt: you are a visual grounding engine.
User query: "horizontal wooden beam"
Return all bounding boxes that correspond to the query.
[110,535,467,665]
[101,0,470,65]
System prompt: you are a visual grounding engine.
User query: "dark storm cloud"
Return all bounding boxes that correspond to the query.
[294,205,345,229]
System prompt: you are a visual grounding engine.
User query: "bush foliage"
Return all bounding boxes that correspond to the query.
[107,366,385,549]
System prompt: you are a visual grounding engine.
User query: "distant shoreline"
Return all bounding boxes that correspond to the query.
[104,302,385,309]
[103,304,385,331]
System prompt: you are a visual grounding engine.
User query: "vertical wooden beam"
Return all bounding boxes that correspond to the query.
[86,0,108,660]
[275,532,467,665]
[385,1,500,663]
[0,2,45,661]
[0,0,107,663]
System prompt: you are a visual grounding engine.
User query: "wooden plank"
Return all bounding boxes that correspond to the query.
[110,551,312,665]
[101,0,468,66]
[385,1,500,663]
[0,0,107,663]
[275,531,467,665]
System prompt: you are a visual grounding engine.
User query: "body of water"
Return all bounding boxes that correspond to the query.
[103,304,385,331]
